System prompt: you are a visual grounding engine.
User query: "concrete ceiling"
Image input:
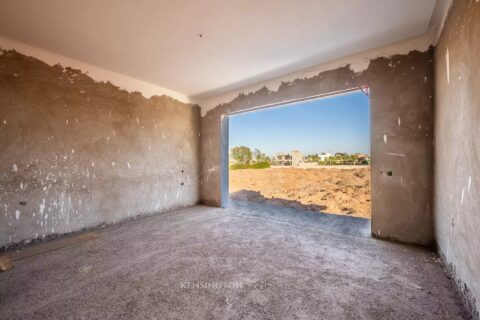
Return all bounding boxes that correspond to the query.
[0,0,442,100]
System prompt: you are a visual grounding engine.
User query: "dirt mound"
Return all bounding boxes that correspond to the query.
[229,167,371,218]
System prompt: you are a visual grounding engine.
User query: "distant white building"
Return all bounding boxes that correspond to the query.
[319,152,333,161]
[273,150,304,167]
[291,150,303,166]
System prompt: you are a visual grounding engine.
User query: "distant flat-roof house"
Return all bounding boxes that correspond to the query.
[319,153,333,161]
[272,153,292,166]
[273,151,304,166]
[355,153,370,164]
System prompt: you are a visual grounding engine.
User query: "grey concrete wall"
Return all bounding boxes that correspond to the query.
[200,49,434,246]
[434,0,480,317]
[0,49,200,248]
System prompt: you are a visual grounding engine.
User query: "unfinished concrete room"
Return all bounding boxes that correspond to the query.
[0,0,478,319]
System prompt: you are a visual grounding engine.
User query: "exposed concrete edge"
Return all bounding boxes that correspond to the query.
[0,203,199,252]
[438,251,480,320]
[11,232,99,261]
[196,32,435,116]
[372,233,435,250]
[0,36,191,104]
[0,255,14,272]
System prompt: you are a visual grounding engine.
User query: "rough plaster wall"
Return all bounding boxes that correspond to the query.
[0,49,200,248]
[198,33,435,115]
[434,0,480,317]
[201,49,434,246]
[0,36,191,103]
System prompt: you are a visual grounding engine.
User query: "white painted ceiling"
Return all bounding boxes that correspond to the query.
[0,0,441,100]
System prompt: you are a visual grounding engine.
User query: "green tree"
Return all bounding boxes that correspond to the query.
[230,146,252,164]
[306,153,319,162]
[253,148,268,163]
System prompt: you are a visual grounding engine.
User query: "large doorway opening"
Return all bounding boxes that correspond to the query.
[224,89,371,223]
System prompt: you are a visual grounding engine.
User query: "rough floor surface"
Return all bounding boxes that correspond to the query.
[230,200,371,238]
[0,204,468,319]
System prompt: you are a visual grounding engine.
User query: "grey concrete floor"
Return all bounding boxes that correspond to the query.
[0,203,468,319]
[229,199,372,238]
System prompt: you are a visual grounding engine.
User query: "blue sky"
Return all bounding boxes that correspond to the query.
[229,90,370,156]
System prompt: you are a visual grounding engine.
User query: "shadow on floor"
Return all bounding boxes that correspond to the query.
[230,190,328,212]
[227,196,371,238]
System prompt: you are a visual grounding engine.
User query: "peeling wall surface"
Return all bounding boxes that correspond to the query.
[0,50,200,248]
[0,36,191,104]
[197,33,435,115]
[201,49,434,246]
[434,0,480,316]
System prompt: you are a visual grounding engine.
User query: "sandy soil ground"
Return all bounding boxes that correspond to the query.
[229,166,371,218]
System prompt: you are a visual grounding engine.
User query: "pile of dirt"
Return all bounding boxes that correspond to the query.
[229,167,371,218]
